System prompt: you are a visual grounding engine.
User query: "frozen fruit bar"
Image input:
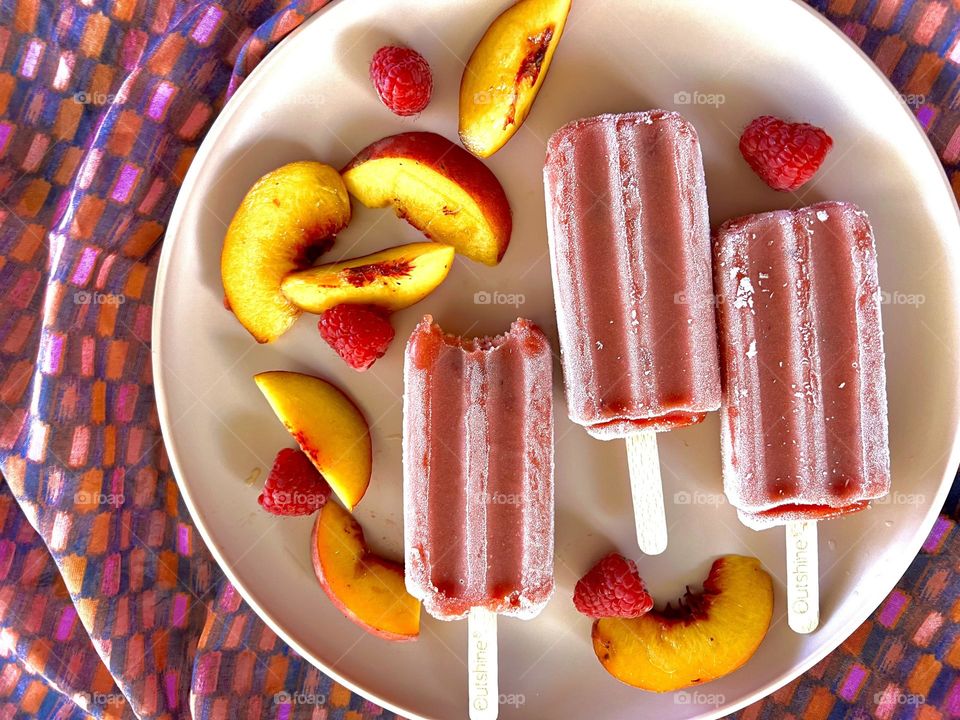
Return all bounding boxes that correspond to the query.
[403,316,554,620]
[544,110,721,439]
[714,201,890,530]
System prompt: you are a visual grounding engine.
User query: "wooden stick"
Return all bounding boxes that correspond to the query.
[468,608,498,720]
[626,431,668,555]
[786,520,819,634]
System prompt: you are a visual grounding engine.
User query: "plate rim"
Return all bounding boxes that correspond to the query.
[151,1,960,718]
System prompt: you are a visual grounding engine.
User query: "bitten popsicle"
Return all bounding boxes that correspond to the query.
[403,315,554,720]
[544,110,721,554]
[713,201,890,633]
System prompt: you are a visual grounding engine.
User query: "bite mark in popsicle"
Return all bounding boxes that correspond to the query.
[403,315,554,720]
[403,316,554,620]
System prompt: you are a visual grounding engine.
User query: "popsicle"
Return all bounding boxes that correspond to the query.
[544,110,721,553]
[403,315,554,719]
[713,200,890,633]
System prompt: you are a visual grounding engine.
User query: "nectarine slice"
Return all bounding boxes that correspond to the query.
[592,555,774,692]
[312,501,420,641]
[255,371,371,510]
[341,132,512,266]
[222,162,350,343]
[281,242,455,314]
[459,0,571,157]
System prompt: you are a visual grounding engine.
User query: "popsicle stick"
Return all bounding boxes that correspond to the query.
[468,608,498,720]
[626,431,668,555]
[786,521,820,634]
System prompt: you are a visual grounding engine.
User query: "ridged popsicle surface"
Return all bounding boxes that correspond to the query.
[544,110,721,439]
[403,316,554,620]
[713,201,890,530]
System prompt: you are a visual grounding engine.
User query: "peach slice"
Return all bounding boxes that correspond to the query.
[222,162,350,343]
[281,242,455,314]
[592,555,774,692]
[254,371,371,510]
[312,500,420,641]
[341,132,512,266]
[459,0,571,158]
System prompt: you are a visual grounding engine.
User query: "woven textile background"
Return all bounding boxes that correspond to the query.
[0,0,958,718]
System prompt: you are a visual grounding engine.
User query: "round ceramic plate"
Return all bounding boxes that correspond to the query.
[153,0,960,718]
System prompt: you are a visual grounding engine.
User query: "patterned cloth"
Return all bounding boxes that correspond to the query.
[0,0,956,718]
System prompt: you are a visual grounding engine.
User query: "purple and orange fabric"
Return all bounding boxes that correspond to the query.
[0,0,957,718]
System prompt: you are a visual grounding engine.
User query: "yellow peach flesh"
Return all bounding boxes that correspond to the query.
[281,242,455,314]
[592,555,774,692]
[254,371,371,510]
[343,159,506,266]
[312,501,420,641]
[221,162,350,343]
[459,0,571,157]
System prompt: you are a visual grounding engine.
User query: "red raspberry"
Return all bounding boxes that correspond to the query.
[739,115,833,192]
[573,552,654,619]
[258,448,332,516]
[369,46,433,116]
[318,304,394,371]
